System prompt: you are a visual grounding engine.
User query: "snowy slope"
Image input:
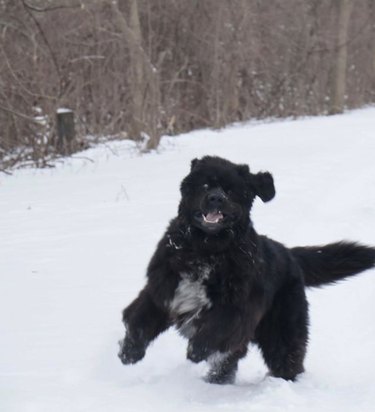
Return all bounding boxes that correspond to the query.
[1,108,374,412]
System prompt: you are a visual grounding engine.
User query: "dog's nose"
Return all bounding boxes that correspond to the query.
[207,189,225,208]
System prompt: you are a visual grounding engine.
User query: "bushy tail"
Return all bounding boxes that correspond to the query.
[291,242,375,287]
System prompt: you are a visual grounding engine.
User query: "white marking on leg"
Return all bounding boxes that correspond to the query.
[207,351,231,368]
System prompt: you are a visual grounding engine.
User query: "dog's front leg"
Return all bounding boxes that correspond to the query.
[186,305,246,363]
[118,289,170,365]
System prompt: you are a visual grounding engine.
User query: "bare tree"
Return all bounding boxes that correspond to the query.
[112,0,163,149]
[330,0,354,114]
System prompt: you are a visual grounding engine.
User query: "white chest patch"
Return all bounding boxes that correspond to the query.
[170,265,212,320]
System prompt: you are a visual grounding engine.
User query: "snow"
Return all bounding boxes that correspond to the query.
[1,108,374,412]
[57,107,73,114]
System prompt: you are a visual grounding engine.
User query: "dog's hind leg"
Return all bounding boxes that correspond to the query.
[205,347,247,384]
[255,280,309,381]
[118,289,170,365]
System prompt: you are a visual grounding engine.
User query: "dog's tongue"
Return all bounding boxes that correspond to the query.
[203,212,223,224]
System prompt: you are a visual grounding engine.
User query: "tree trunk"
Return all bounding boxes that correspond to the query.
[113,0,162,148]
[128,0,144,140]
[370,0,375,98]
[330,0,353,114]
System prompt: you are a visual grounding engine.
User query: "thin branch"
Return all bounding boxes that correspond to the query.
[69,155,94,163]
[22,1,82,13]
[0,167,13,175]
[0,46,57,101]
[0,104,40,124]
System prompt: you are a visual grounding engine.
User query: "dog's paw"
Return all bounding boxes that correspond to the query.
[204,370,236,385]
[187,341,212,363]
[118,337,146,365]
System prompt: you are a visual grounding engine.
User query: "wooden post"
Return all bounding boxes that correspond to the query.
[56,108,75,154]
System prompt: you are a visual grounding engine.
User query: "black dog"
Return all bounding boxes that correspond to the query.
[118,156,375,384]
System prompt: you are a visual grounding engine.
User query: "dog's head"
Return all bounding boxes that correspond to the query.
[178,156,275,235]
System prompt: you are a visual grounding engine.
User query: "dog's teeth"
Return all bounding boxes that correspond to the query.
[204,212,223,224]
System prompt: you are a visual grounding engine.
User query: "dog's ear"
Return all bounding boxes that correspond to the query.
[190,158,200,171]
[236,164,250,177]
[250,172,275,202]
[237,164,275,202]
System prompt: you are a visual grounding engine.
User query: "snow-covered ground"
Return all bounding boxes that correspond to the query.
[1,108,374,412]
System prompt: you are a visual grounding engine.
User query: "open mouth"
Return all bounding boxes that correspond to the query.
[202,211,224,224]
[192,210,233,232]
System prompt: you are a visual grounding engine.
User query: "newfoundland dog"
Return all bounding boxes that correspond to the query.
[118,156,375,384]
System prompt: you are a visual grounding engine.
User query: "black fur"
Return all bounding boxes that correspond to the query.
[292,242,375,287]
[118,156,375,384]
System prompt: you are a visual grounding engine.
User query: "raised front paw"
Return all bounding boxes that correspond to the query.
[118,336,146,365]
[187,340,213,363]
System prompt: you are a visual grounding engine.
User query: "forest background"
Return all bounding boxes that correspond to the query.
[0,0,374,169]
